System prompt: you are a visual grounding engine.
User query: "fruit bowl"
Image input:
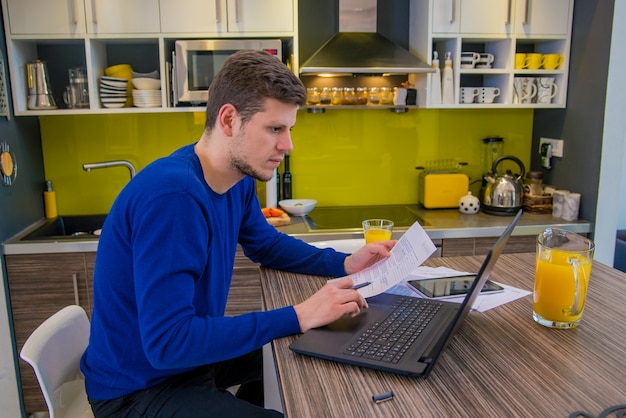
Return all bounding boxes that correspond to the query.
[278,199,317,216]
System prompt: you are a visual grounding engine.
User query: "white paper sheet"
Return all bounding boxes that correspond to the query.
[330,221,437,298]
[385,266,532,312]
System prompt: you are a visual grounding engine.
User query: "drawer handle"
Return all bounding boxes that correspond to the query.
[91,0,98,24]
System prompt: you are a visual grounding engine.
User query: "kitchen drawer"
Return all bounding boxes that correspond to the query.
[441,235,536,257]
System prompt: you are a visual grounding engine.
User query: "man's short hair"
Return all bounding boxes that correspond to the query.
[204,49,306,131]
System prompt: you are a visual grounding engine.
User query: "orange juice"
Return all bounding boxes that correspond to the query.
[364,228,392,244]
[533,249,591,324]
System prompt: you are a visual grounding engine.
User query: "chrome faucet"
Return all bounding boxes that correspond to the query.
[82,160,137,179]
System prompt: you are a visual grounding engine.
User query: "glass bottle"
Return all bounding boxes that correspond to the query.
[319,87,332,105]
[380,87,393,104]
[368,87,380,104]
[356,87,368,105]
[330,87,343,105]
[342,87,356,105]
[306,87,320,105]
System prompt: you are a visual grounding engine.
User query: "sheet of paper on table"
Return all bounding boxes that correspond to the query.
[329,221,437,298]
[385,266,532,312]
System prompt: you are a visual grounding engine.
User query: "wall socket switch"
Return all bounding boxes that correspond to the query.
[539,137,564,158]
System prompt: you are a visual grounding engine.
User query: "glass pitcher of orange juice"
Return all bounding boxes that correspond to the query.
[533,228,594,328]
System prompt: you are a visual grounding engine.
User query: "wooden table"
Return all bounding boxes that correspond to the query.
[260,253,626,417]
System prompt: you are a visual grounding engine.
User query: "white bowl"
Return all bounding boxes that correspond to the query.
[132,78,161,90]
[278,199,317,216]
[132,70,159,79]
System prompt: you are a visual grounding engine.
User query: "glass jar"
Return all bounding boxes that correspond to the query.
[525,171,544,196]
[342,87,356,105]
[319,87,332,105]
[330,87,343,105]
[380,87,393,104]
[368,87,380,104]
[306,87,320,105]
[356,87,368,105]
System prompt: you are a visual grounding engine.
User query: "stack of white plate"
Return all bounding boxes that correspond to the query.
[100,76,129,108]
[132,89,162,108]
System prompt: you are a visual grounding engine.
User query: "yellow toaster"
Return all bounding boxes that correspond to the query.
[418,171,469,209]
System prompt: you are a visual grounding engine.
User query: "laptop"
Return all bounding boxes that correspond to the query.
[290,210,522,378]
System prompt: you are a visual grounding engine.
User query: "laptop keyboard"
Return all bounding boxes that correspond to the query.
[343,297,443,364]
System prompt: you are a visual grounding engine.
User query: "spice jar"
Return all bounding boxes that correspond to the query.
[342,87,356,105]
[319,87,331,105]
[380,87,393,104]
[330,87,343,105]
[368,87,380,104]
[525,171,544,196]
[306,87,320,105]
[356,87,368,105]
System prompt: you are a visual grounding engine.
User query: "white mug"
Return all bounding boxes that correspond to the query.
[478,53,495,65]
[460,87,480,104]
[514,77,537,104]
[536,77,558,104]
[478,87,500,104]
[460,52,480,69]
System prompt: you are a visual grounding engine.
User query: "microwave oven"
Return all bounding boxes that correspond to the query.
[172,39,282,106]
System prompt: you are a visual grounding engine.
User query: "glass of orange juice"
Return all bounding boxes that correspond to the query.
[533,228,594,329]
[362,219,394,244]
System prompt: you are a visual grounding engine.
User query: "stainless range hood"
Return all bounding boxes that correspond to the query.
[300,0,433,76]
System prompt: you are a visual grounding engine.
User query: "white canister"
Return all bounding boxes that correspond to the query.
[459,192,480,214]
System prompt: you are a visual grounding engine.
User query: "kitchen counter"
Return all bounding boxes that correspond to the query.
[2,208,592,255]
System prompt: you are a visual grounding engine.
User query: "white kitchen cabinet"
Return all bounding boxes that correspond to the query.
[160,0,225,33]
[2,0,87,35]
[226,0,293,33]
[160,0,293,34]
[0,0,296,115]
[85,0,160,34]
[410,0,573,109]
[432,0,511,35]
[514,0,572,37]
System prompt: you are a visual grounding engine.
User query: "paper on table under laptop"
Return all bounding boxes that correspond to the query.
[330,221,437,298]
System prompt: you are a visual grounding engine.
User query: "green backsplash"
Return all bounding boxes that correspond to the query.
[40,109,533,214]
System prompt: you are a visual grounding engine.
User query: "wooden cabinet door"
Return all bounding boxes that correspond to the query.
[226,0,293,33]
[514,0,572,36]
[5,253,92,414]
[160,0,225,33]
[4,0,86,35]
[85,0,160,33]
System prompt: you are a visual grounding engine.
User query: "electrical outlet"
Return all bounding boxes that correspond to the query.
[539,137,564,158]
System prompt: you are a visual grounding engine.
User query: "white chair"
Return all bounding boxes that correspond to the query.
[20,305,94,418]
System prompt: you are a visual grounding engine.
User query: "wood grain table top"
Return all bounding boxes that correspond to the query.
[260,253,626,417]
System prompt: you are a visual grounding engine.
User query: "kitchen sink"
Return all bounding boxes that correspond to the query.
[303,205,429,232]
[20,214,107,241]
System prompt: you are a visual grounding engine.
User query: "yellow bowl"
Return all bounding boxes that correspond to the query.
[105,64,132,78]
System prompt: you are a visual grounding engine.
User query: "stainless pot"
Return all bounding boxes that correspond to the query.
[27,60,57,110]
[481,155,526,215]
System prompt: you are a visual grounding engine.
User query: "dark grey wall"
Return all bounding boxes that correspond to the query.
[532,0,615,231]
[0,14,45,243]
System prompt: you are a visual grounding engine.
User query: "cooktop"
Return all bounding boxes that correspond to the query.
[303,205,427,231]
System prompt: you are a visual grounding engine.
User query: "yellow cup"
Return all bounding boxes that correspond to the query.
[542,54,564,70]
[526,53,544,70]
[362,219,393,244]
[514,53,527,69]
[533,228,595,329]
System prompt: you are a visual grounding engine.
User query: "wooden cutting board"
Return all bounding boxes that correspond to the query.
[266,213,291,227]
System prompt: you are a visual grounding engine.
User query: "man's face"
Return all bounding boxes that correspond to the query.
[229,98,297,182]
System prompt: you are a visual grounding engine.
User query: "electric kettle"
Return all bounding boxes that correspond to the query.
[27,60,57,110]
[481,155,526,215]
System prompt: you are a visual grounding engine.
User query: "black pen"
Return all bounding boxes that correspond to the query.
[351,282,372,290]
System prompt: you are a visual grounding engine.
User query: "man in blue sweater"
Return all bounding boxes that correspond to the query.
[81,50,395,417]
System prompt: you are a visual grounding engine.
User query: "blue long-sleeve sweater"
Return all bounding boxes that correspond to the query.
[80,144,348,400]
